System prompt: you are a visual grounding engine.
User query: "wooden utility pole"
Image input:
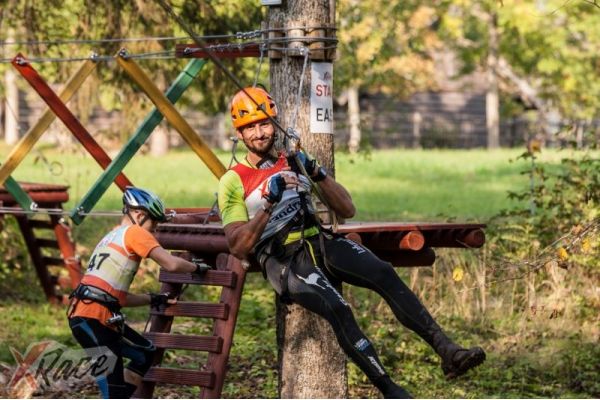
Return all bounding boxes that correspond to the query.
[268,1,347,398]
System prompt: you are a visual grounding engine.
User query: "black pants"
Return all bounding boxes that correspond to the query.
[69,316,155,398]
[259,231,447,384]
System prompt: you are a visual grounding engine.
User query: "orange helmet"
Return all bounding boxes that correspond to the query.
[230,87,278,129]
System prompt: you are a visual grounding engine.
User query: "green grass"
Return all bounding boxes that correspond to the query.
[1,145,545,222]
[0,146,598,398]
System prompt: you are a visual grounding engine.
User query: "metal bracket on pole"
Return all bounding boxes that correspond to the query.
[70,59,208,225]
[116,51,227,179]
[11,53,133,191]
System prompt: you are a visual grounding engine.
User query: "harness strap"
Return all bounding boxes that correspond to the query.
[68,284,123,325]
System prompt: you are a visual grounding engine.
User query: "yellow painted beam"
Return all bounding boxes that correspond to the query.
[0,59,97,186]
[116,53,226,179]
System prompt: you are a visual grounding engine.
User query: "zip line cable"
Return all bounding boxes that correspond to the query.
[0,27,335,48]
[0,38,337,64]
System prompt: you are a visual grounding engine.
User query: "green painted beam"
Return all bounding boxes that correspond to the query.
[3,176,35,211]
[70,59,207,224]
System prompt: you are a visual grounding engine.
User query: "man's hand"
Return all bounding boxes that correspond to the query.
[192,259,212,274]
[149,293,171,310]
[288,151,327,182]
[262,174,287,204]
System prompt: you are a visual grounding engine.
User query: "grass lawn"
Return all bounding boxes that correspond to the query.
[1,145,598,398]
[1,145,546,222]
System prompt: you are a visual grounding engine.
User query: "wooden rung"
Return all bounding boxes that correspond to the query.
[29,220,54,230]
[159,270,236,288]
[36,238,60,249]
[42,256,64,266]
[143,332,223,353]
[144,367,215,387]
[150,302,229,319]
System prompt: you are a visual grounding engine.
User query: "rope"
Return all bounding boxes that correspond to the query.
[0,51,179,64]
[288,47,310,133]
[252,43,267,88]
[0,33,248,47]
[0,38,337,64]
[33,150,64,176]
[0,27,334,48]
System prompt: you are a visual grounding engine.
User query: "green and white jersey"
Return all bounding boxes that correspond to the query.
[218,154,314,243]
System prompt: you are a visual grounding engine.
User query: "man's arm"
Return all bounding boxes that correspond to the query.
[220,168,295,260]
[223,205,272,260]
[291,151,356,219]
[148,246,198,273]
[314,174,355,219]
[123,293,151,307]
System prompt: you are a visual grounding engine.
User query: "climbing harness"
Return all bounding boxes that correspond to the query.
[68,284,125,330]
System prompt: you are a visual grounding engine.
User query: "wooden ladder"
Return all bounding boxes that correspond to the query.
[14,202,82,303]
[137,252,247,398]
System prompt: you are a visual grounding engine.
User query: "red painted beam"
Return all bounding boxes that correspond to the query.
[12,54,132,191]
[0,191,68,205]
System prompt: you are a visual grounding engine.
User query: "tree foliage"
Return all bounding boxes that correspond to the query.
[439,0,600,120]
[336,0,440,97]
[0,0,264,122]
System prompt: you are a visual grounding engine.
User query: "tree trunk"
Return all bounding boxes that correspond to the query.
[4,30,20,145]
[347,85,361,153]
[269,1,347,398]
[215,112,229,151]
[486,12,500,149]
[150,123,170,156]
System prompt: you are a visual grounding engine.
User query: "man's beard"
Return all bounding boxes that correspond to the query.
[243,135,276,157]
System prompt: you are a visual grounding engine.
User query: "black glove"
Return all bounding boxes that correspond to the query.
[192,259,212,274]
[149,293,170,310]
[287,151,327,182]
[263,174,286,204]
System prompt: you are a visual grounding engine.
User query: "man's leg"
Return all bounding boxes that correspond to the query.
[263,244,411,398]
[120,324,157,397]
[69,317,128,398]
[320,235,485,378]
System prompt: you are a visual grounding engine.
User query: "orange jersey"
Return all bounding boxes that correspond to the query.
[70,224,160,326]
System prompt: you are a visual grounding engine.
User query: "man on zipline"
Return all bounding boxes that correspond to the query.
[67,187,205,399]
[218,87,486,398]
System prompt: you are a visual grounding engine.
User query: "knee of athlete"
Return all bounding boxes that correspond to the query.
[330,300,355,322]
[127,347,155,376]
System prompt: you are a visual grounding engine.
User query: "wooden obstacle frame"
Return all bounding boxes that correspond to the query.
[0,45,487,398]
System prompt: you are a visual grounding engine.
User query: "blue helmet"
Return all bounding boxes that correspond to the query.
[123,187,167,222]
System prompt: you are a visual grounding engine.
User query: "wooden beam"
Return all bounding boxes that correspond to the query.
[116,52,226,179]
[11,53,132,191]
[0,59,97,186]
[70,59,207,225]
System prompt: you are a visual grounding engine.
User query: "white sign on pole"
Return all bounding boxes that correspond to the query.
[310,62,333,134]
